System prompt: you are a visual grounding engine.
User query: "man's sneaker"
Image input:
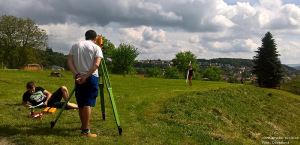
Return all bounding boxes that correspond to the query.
[81,133,97,137]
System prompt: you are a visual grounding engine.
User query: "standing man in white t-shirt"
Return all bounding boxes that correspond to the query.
[68,30,103,137]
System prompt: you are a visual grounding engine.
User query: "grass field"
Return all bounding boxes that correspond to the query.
[0,70,299,145]
[281,76,300,95]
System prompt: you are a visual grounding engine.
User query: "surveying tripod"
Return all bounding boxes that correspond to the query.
[98,58,122,135]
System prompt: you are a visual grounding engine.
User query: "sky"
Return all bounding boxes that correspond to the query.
[0,0,299,64]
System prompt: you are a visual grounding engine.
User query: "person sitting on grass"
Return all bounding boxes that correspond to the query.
[22,81,78,109]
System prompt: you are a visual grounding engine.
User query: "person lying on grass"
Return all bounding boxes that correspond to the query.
[22,81,78,109]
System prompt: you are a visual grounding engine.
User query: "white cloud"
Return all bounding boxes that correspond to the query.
[211,41,231,50]
[259,0,282,9]
[256,2,300,29]
[136,1,182,21]
[39,23,84,53]
[119,26,167,49]
[39,23,117,53]
[212,15,236,28]
[119,27,144,42]
[258,10,272,27]
[142,27,166,42]
[277,39,300,64]
[1,0,299,63]
[244,38,259,51]
[189,35,200,43]
[236,2,257,17]
[282,4,300,27]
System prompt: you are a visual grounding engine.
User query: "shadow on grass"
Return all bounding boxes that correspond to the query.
[0,120,120,138]
[0,124,79,137]
[3,103,22,106]
[0,79,10,84]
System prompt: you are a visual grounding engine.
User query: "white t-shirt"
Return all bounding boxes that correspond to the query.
[69,40,103,77]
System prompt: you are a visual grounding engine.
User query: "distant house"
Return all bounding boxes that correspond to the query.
[21,64,43,71]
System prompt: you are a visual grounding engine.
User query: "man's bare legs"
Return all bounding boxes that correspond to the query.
[79,106,97,137]
[79,108,83,129]
[79,106,90,129]
[61,86,78,109]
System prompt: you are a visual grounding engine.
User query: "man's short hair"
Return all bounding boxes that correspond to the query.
[85,30,97,40]
[26,81,35,89]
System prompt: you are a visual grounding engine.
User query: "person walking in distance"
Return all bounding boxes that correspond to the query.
[187,64,194,86]
[68,30,103,137]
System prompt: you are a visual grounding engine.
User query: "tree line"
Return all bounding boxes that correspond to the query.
[0,15,47,68]
[0,15,139,72]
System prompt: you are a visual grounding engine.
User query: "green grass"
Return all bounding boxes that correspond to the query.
[281,76,300,95]
[0,70,299,145]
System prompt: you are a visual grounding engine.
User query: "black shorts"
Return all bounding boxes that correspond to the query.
[47,88,64,108]
[75,75,99,108]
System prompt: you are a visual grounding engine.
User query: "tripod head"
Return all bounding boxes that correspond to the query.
[96,35,103,48]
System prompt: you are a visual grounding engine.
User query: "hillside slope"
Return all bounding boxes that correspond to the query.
[144,86,300,144]
[281,75,300,95]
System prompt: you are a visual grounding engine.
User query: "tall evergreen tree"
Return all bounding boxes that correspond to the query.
[253,32,283,88]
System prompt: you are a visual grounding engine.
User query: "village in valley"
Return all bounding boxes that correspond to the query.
[135,58,298,83]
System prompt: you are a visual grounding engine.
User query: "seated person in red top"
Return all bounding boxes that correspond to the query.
[22,81,78,109]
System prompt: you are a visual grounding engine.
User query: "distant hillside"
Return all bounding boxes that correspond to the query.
[285,64,300,70]
[292,66,300,70]
[286,64,300,67]
[197,58,298,74]
[198,58,254,67]
[135,58,299,76]
[282,65,299,74]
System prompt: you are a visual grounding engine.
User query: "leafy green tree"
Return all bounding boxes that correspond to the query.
[193,70,203,80]
[40,48,67,69]
[0,15,47,68]
[203,66,222,81]
[164,67,180,79]
[101,36,116,72]
[172,51,197,77]
[253,32,283,88]
[145,67,162,77]
[102,36,116,57]
[111,43,139,75]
